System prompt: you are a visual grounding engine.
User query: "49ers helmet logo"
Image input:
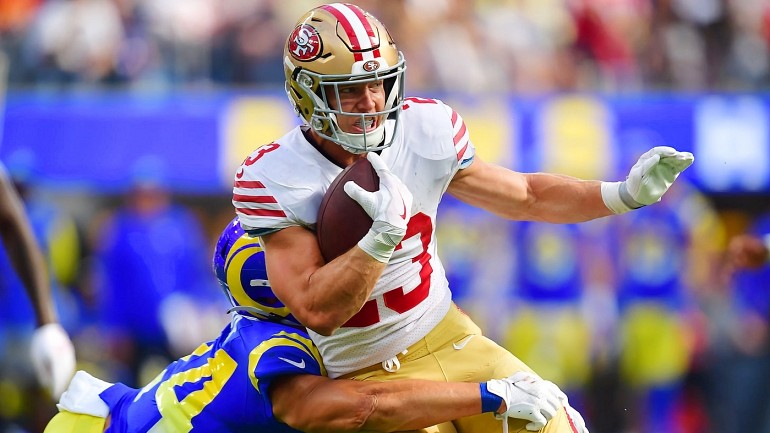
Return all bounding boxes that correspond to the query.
[288,24,322,61]
[362,60,380,72]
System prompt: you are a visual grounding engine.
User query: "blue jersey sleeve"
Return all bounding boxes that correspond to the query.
[248,329,325,397]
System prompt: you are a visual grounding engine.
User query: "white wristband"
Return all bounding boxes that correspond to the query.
[600,181,644,215]
[357,228,399,263]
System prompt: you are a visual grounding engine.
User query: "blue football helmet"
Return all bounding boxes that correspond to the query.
[213,217,300,326]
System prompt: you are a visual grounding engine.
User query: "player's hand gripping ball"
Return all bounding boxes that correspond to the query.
[317,157,379,262]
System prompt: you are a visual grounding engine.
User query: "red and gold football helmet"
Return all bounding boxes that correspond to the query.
[284,3,406,154]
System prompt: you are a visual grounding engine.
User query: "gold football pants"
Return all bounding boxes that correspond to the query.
[341,303,576,433]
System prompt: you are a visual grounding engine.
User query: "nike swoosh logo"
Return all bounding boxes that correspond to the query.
[278,357,306,369]
[236,168,244,179]
[399,197,407,219]
[452,335,475,350]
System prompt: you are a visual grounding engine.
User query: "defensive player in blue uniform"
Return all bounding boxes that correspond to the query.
[44,218,583,433]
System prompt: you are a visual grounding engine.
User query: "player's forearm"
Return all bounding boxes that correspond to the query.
[360,380,485,432]
[305,247,384,335]
[0,182,56,326]
[450,161,612,223]
[262,227,381,335]
[273,376,487,433]
[517,173,612,223]
[3,230,55,325]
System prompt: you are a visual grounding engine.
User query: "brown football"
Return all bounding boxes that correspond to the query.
[316,157,379,262]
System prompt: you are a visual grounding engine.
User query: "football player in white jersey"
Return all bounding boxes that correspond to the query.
[232,3,693,433]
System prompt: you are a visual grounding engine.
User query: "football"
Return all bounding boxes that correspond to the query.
[316,157,379,262]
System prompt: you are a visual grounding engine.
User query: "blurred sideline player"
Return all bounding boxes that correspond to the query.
[610,198,694,433]
[44,218,585,433]
[502,222,594,399]
[89,157,224,387]
[232,3,692,433]
[714,212,770,433]
[728,227,770,270]
[0,161,76,400]
[607,162,721,433]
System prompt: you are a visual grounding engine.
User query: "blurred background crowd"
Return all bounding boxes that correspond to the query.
[2,0,770,92]
[1,1,770,433]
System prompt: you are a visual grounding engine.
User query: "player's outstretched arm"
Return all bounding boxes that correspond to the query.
[0,164,76,399]
[447,147,693,223]
[448,158,609,223]
[271,375,481,433]
[270,371,579,433]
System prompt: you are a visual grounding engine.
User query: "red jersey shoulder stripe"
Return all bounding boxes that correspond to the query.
[450,109,470,161]
[456,142,470,162]
[232,193,277,204]
[234,180,265,189]
[235,208,286,218]
[233,179,286,218]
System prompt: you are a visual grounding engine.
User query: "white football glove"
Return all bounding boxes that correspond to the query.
[601,146,694,214]
[344,152,413,262]
[486,371,565,432]
[30,323,77,399]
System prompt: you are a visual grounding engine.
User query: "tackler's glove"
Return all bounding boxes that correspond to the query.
[601,146,694,214]
[30,323,77,400]
[485,371,565,432]
[344,152,413,262]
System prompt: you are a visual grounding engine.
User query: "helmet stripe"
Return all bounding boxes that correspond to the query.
[321,4,379,61]
[345,4,381,59]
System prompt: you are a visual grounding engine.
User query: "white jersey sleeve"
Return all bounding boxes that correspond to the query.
[448,103,477,170]
[232,127,343,236]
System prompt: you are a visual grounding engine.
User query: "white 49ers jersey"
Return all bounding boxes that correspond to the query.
[233,97,476,377]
